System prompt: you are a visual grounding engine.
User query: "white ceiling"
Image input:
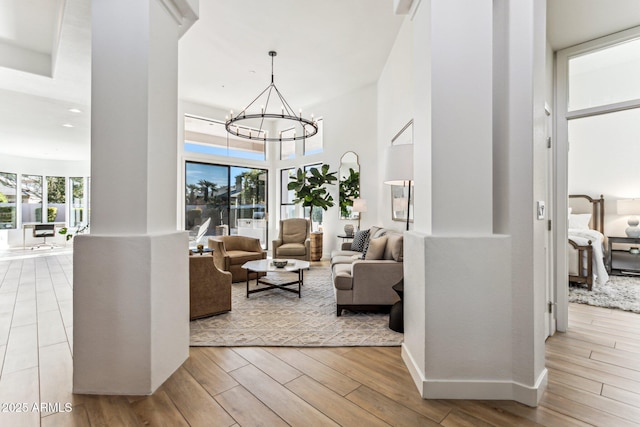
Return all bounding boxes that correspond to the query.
[1,0,640,162]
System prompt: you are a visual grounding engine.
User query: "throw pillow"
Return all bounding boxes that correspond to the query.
[350,229,369,252]
[365,236,388,260]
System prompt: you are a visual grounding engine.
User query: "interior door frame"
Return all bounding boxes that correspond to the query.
[554,26,640,332]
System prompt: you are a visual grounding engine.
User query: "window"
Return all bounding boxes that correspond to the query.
[280,128,296,160]
[47,176,66,223]
[0,172,17,229]
[280,168,296,219]
[70,177,88,226]
[304,118,323,156]
[184,115,266,161]
[21,175,42,223]
[185,161,268,247]
[568,37,640,111]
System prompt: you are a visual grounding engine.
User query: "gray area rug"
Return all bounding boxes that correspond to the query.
[569,275,640,313]
[190,266,403,347]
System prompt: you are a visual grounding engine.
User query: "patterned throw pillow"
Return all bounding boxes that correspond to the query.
[350,229,370,252]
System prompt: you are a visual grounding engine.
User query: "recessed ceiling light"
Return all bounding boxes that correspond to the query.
[69,108,82,113]
[63,123,74,128]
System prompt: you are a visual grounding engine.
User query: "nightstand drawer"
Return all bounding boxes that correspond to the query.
[610,249,640,274]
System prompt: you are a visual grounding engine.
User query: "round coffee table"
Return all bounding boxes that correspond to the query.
[241,259,310,298]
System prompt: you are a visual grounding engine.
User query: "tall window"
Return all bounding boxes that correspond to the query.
[304,118,323,156]
[280,168,296,219]
[70,177,87,226]
[280,128,296,160]
[21,175,42,223]
[185,162,268,247]
[0,172,17,229]
[184,115,266,161]
[47,176,66,223]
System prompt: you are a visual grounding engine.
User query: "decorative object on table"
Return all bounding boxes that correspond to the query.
[58,223,89,241]
[617,198,640,237]
[384,120,414,231]
[197,244,204,254]
[272,259,289,268]
[631,247,640,255]
[343,224,354,236]
[224,51,318,142]
[339,151,360,219]
[287,163,338,232]
[352,198,367,231]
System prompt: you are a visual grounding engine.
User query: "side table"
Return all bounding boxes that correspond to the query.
[389,280,404,333]
[310,232,323,261]
[608,236,640,275]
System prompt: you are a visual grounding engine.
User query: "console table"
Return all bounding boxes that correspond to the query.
[607,236,640,275]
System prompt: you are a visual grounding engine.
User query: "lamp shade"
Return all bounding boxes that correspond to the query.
[617,199,640,215]
[352,198,367,213]
[384,144,413,185]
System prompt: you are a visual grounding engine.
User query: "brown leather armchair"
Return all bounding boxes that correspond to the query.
[188,254,231,320]
[272,218,311,261]
[208,235,266,282]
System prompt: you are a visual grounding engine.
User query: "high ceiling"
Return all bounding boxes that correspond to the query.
[0,0,639,162]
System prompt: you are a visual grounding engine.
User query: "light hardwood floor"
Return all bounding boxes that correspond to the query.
[1,251,640,426]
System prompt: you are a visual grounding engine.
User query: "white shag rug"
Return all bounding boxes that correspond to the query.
[569,275,640,313]
[190,266,403,347]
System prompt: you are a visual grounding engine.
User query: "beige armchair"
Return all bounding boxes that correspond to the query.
[272,218,311,261]
[188,254,231,320]
[208,236,266,282]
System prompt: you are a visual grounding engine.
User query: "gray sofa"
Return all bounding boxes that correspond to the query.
[330,226,404,316]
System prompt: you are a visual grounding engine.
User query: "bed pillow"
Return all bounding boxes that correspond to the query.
[569,213,591,230]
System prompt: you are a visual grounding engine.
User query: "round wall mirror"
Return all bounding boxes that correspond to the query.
[339,151,360,220]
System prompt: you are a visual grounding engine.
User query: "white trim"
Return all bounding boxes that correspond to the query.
[403,344,548,407]
[555,25,640,333]
[158,0,199,36]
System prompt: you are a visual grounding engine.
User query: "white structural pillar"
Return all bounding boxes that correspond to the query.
[402,0,548,406]
[73,0,198,394]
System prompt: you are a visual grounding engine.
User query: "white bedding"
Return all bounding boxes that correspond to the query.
[568,228,609,286]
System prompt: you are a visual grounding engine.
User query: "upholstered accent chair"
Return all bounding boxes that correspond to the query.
[188,254,232,320]
[208,235,266,282]
[272,218,311,261]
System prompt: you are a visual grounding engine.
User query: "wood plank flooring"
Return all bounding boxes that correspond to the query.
[1,251,640,426]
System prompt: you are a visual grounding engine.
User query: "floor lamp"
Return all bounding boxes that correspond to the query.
[384,144,414,231]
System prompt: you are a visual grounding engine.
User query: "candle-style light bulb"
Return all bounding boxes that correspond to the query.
[281,106,285,115]
[299,108,302,118]
[230,110,234,119]
[261,105,264,114]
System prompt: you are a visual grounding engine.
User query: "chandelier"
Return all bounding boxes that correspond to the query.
[225,51,318,142]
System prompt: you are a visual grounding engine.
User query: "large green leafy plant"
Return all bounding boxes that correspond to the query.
[287,164,337,229]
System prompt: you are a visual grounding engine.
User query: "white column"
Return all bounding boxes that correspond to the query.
[402,0,547,406]
[73,0,198,394]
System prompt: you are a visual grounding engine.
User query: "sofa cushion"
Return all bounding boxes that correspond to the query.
[331,254,361,267]
[275,243,307,256]
[365,236,388,260]
[384,233,403,262]
[333,264,353,290]
[282,219,308,244]
[350,229,369,252]
[226,250,265,265]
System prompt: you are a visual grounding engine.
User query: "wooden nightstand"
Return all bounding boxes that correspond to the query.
[607,236,640,275]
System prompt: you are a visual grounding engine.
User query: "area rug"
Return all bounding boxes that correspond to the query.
[190,266,403,347]
[569,275,640,313]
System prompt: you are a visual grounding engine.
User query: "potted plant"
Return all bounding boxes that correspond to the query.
[287,164,337,231]
[58,223,89,241]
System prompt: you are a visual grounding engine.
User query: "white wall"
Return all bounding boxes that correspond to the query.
[377,16,414,230]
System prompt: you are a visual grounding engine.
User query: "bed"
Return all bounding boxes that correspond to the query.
[568,194,609,291]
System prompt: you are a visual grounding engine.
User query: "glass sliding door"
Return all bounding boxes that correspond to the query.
[185,162,268,247]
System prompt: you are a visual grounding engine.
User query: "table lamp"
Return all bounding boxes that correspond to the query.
[352,198,367,231]
[617,198,640,237]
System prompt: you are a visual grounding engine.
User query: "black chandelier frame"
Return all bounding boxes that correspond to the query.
[225,51,318,142]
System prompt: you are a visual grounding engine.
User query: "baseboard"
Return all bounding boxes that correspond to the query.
[401,344,548,406]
